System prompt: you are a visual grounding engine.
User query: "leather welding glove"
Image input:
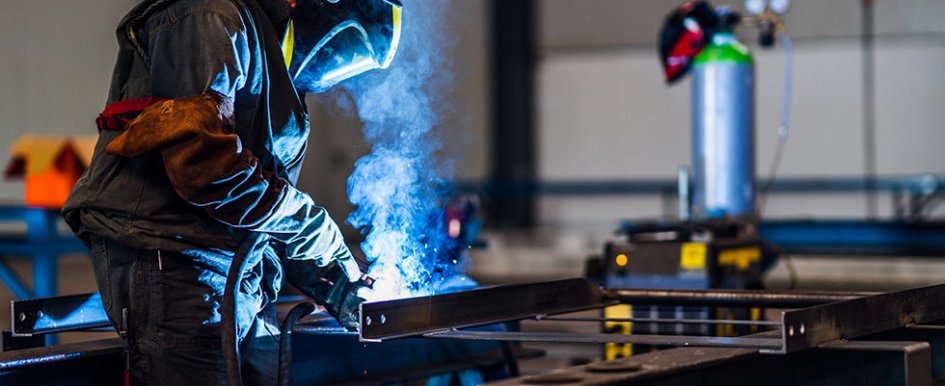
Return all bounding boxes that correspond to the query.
[284,259,371,331]
[105,92,362,281]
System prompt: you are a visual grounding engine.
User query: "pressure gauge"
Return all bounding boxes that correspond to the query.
[744,0,766,15]
[769,0,791,14]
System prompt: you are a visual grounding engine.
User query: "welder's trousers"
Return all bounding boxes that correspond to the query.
[88,234,281,386]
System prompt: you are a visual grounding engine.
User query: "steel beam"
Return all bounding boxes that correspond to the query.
[603,288,872,308]
[776,282,945,354]
[359,278,608,341]
[12,293,109,336]
[821,340,932,386]
[488,0,537,227]
[536,315,782,327]
[425,330,783,350]
[0,257,30,300]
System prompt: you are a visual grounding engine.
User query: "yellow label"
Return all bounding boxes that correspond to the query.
[604,305,632,360]
[717,247,761,270]
[680,242,707,270]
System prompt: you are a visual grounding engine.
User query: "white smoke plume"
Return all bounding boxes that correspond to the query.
[342,0,464,301]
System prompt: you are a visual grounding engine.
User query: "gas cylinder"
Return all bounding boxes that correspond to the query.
[691,32,755,218]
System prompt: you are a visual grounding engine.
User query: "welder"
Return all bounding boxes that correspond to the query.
[62,0,402,384]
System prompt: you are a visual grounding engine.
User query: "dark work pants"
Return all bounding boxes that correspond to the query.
[88,235,280,386]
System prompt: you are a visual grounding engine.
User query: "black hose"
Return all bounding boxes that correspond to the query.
[500,341,520,377]
[223,233,266,386]
[278,302,316,386]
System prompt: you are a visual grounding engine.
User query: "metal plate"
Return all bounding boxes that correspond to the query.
[359,278,608,341]
[12,292,110,336]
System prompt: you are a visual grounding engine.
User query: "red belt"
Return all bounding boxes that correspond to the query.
[95,97,168,131]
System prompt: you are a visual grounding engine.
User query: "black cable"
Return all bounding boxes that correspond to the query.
[757,139,787,217]
[278,302,317,386]
[500,341,521,377]
[222,233,265,386]
[763,240,798,290]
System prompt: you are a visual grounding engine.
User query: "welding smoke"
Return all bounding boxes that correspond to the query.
[341,0,466,301]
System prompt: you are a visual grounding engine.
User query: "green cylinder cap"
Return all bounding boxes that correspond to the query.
[693,32,753,65]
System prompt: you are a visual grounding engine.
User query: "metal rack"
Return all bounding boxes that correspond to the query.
[359,278,945,385]
[12,278,945,385]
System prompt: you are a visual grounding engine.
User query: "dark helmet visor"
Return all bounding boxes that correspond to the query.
[287,0,402,93]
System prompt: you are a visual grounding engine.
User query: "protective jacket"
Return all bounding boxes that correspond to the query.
[64,0,359,349]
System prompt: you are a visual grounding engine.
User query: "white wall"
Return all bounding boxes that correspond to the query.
[0,0,941,227]
[538,0,945,49]
[0,0,491,215]
[535,1,945,228]
[0,1,139,201]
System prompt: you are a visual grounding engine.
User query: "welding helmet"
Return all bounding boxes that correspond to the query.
[658,1,718,83]
[283,0,403,93]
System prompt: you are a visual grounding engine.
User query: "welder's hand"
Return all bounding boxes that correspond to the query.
[284,259,371,332]
[260,188,363,282]
[324,275,372,331]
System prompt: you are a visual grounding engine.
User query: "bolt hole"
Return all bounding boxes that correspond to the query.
[788,326,795,336]
[380,314,386,324]
[800,323,806,334]
[17,312,25,322]
[366,316,372,326]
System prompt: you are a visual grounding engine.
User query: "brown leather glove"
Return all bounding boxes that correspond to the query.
[107,91,361,279]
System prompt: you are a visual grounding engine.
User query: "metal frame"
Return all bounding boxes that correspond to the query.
[11,293,109,337]
[17,278,945,353]
[821,340,932,386]
[776,282,945,353]
[359,278,945,361]
[359,278,609,341]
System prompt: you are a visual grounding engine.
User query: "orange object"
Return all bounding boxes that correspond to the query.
[4,135,97,208]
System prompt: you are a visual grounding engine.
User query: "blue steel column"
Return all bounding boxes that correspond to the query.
[29,209,59,345]
[27,210,58,299]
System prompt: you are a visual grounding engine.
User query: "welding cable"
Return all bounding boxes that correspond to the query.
[500,341,521,377]
[222,233,266,386]
[757,30,793,217]
[278,302,317,386]
[762,238,798,290]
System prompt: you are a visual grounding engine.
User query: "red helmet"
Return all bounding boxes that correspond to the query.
[658,1,718,83]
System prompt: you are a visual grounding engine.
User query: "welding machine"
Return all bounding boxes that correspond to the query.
[588,219,772,356]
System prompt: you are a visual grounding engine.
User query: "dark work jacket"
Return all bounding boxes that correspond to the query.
[64,0,306,253]
[63,0,308,328]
